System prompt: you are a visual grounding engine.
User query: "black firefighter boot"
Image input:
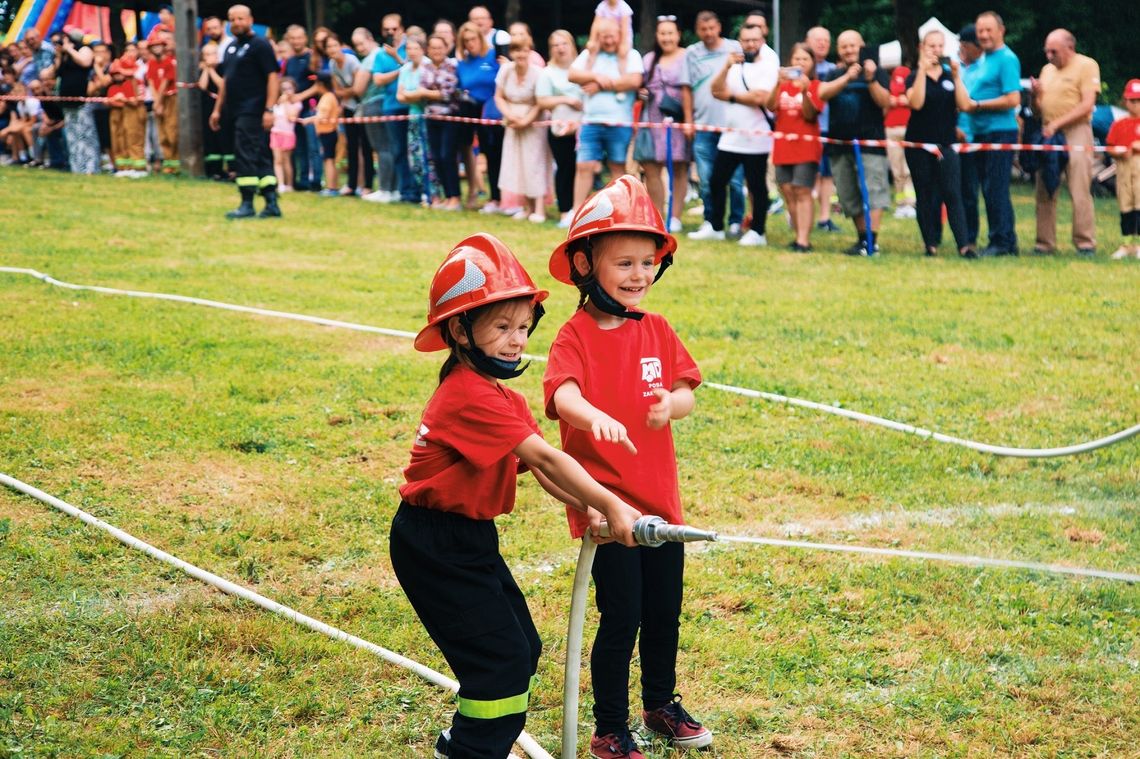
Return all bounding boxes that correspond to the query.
[258,186,282,218]
[226,186,257,219]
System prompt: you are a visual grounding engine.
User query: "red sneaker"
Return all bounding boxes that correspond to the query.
[590,730,645,759]
[642,695,713,749]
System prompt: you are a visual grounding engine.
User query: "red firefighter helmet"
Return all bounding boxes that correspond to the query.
[414,233,549,352]
[549,174,677,285]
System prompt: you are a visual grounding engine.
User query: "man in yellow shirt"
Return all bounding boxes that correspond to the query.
[1031,29,1100,255]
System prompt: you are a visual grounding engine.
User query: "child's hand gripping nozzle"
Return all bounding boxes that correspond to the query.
[596,515,718,547]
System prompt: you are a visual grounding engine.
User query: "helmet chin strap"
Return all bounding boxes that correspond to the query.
[456,303,545,380]
[574,242,673,322]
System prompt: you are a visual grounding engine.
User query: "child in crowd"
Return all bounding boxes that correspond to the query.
[1108,79,1140,260]
[197,41,227,179]
[588,0,635,58]
[767,43,823,252]
[392,233,640,759]
[543,175,708,759]
[271,77,301,192]
[302,72,340,195]
[0,82,39,164]
[107,59,145,176]
[146,32,179,172]
[1,82,38,160]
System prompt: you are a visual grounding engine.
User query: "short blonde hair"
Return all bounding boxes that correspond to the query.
[457,21,488,59]
[547,29,577,57]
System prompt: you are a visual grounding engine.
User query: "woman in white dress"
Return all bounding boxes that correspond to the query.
[493,40,552,223]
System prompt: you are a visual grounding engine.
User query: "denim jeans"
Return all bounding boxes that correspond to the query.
[693,130,743,226]
[976,129,1018,250]
[293,119,323,190]
[386,117,417,202]
[427,120,460,199]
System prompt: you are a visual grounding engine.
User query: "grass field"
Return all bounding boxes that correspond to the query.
[1,167,1138,758]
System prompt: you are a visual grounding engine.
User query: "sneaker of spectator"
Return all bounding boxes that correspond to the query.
[893,204,917,219]
[727,222,742,238]
[768,195,785,215]
[687,221,725,240]
[478,200,501,214]
[817,218,841,232]
[499,205,524,216]
[738,229,768,246]
[668,217,682,233]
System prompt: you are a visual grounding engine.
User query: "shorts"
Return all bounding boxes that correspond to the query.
[775,162,819,188]
[318,130,338,159]
[832,150,890,217]
[270,131,296,151]
[576,123,633,165]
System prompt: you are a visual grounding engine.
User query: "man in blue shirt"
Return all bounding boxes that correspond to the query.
[283,24,322,191]
[965,11,1022,256]
[366,14,415,203]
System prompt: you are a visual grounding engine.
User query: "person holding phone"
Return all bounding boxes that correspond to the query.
[904,29,976,257]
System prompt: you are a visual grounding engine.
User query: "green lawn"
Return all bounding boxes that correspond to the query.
[1,167,1137,758]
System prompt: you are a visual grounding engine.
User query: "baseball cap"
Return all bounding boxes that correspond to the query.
[958,24,977,45]
[1125,79,1140,100]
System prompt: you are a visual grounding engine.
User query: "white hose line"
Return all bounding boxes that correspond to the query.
[3,266,1136,459]
[562,539,597,759]
[0,472,554,759]
[715,534,1140,583]
[705,382,1140,458]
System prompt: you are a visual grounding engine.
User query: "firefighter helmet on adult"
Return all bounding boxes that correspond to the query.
[548,174,677,285]
[415,233,548,378]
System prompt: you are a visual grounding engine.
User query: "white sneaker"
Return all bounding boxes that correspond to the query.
[738,230,768,246]
[893,205,917,219]
[499,205,524,216]
[479,201,500,214]
[669,217,683,233]
[727,222,742,237]
[511,210,529,220]
[767,196,785,215]
[557,211,573,229]
[362,190,389,203]
[1111,246,1132,260]
[687,222,725,241]
[686,203,704,217]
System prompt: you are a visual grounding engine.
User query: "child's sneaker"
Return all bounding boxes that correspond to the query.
[433,728,450,759]
[590,729,644,758]
[1110,245,1132,260]
[642,695,713,749]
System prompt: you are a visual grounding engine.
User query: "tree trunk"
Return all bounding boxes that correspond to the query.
[638,0,657,53]
[505,0,521,24]
[173,0,202,177]
[893,0,918,67]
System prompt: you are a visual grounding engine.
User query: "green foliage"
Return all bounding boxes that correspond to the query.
[0,168,1137,756]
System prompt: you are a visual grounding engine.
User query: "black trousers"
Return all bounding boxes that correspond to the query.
[390,502,541,759]
[342,112,374,192]
[591,540,684,736]
[960,150,979,246]
[1123,210,1140,236]
[231,112,274,189]
[548,131,576,213]
[201,92,225,177]
[710,149,769,233]
[479,122,504,203]
[905,146,969,250]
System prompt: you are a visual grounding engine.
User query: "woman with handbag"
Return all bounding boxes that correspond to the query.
[494,39,551,222]
[634,16,692,232]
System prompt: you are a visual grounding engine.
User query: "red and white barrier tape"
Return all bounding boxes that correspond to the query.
[0,90,1127,155]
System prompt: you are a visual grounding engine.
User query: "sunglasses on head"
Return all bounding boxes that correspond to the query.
[656,15,677,22]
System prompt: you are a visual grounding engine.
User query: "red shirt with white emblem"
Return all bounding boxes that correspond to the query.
[772,79,823,165]
[146,54,177,96]
[543,309,701,538]
[400,363,540,520]
[1107,117,1140,151]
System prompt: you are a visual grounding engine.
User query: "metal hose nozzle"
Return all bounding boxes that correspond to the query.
[597,515,719,547]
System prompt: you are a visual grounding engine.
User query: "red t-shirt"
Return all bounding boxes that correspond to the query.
[146,54,177,96]
[399,363,541,520]
[543,309,701,539]
[106,79,138,105]
[772,79,823,165]
[1107,117,1140,150]
[883,65,911,128]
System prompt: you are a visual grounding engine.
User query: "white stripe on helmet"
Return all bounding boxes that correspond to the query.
[435,258,487,306]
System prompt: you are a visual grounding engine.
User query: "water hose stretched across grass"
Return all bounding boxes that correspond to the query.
[560,517,1138,758]
[2,267,1136,459]
[0,472,554,759]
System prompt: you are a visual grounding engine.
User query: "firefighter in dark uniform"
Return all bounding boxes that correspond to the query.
[209,4,280,219]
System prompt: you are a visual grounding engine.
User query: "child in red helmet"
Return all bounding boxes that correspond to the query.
[543,175,709,758]
[392,233,642,759]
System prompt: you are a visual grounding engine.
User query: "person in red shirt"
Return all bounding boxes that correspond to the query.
[1108,79,1140,259]
[107,58,146,175]
[392,233,640,759]
[146,31,179,172]
[544,176,707,759]
[767,42,823,251]
[885,62,916,218]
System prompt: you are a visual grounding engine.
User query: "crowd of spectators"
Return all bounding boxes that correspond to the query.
[2,4,1139,258]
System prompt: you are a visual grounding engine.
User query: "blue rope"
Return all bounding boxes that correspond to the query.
[852,141,875,255]
[665,118,674,221]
